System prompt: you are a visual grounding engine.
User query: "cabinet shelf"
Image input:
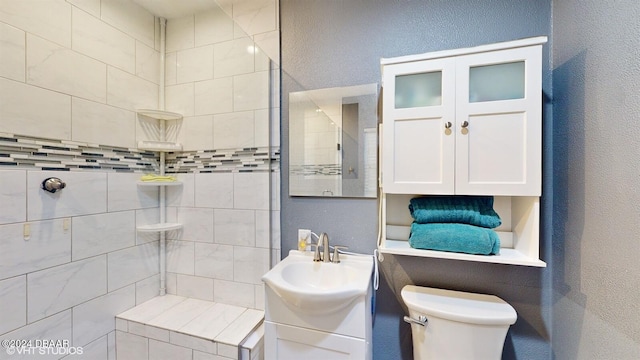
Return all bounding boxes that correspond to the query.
[379,239,545,267]
[136,223,182,233]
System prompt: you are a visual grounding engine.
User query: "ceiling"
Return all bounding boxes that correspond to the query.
[130,0,220,19]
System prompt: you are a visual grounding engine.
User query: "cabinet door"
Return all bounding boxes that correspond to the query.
[454,46,542,196]
[264,321,368,360]
[382,59,456,194]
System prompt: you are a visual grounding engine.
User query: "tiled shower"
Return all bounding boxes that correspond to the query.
[0,0,280,359]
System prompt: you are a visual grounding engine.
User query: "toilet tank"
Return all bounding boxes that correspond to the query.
[401,285,517,360]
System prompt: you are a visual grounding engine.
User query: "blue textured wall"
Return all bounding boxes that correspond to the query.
[280,1,552,358]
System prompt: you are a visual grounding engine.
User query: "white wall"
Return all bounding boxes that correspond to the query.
[552,0,640,358]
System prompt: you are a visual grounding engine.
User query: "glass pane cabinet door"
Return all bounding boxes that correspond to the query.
[395,71,442,108]
[468,61,524,102]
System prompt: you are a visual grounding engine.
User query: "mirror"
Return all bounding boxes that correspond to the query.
[289,84,378,197]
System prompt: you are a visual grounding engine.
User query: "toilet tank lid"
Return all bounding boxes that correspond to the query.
[401,285,517,326]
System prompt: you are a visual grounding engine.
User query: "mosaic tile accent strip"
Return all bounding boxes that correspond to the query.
[165,148,280,173]
[289,164,341,176]
[0,133,280,174]
[0,133,158,172]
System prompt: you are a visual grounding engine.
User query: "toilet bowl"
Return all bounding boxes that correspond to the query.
[401,285,517,360]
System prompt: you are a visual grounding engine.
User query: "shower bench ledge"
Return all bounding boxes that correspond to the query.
[116,294,264,360]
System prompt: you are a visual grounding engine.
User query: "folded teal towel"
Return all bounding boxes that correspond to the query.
[409,222,500,255]
[409,196,502,229]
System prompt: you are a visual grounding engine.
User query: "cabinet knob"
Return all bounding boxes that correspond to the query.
[461,121,469,128]
[444,122,452,129]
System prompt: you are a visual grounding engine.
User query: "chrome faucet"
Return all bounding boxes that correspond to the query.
[314,232,331,262]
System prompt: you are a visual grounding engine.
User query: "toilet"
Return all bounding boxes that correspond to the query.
[401,285,517,360]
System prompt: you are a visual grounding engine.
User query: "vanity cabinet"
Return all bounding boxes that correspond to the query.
[381,37,544,196]
[379,37,547,267]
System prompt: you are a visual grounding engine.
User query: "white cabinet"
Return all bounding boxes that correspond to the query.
[379,37,547,267]
[382,37,544,196]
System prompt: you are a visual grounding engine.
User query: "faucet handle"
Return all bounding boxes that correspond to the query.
[331,246,349,263]
[308,243,322,262]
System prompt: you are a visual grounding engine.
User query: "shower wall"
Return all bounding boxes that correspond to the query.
[0,0,279,359]
[161,9,280,309]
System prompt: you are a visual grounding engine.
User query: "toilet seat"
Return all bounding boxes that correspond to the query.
[401,285,516,326]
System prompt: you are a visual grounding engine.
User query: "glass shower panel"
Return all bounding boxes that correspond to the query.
[469,61,525,102]
[395,71,442,108]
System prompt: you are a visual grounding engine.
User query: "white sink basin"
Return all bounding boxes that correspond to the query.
[262,250,374,314]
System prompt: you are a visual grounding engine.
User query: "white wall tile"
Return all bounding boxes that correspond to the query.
[166,83,195,117]
[213,279,254,309]
[71,97,136,148]
[149,338,193,360]
[254,30,280,67]
[233,246,269,285]
[72,211,136,261]
[194,173,233,209]
[135,208,160,245]
[27,34,106,103]
[194,243,233,280]
[193,350,224,360]
[135,274,160,305]
[0,22,25,82]
[107,173,158,212]
[136,41,160,84]
[255,210,270,249]
[166,240,195,275]
[178,115,215,151]
[166,174,195,207]
[0,170,26,224]
[0,310,72,360]
[116,330,148,360]
[69,334,109,360]
[72,285,135,347]
[177,45,214,84]
[195,77,233,115]
[233,71,269,111]
[233,0,277,36]
[270,210,281,250]
[72,7,135,73]
[0,218,71,280]
[0,0,71,47]
[0,276,26,334]
[218,343,239,360]
[213,111,255,149]
[27,171,107,220]
[176,274,214,301]
[195,7,234,47]
[175,207,214,243]
[214,37,255,78]
[170,331,217,355]
[254,108,270,148]
[254,283,265,310]
[100,0,155,48]
[0,78,71,140]
[107,242,159,292]
[166,272,177,295]
[107,331,116,360]
[165,51,177,86]
[214,209,255,247]
[127,321,169,342]
[67,0,101,18]
[28,255,107,322]
[166,16,194,52]
[234,172,269,210]
[106,66,158,111]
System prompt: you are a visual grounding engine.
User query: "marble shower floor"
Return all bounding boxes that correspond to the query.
[116,294,264,348]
